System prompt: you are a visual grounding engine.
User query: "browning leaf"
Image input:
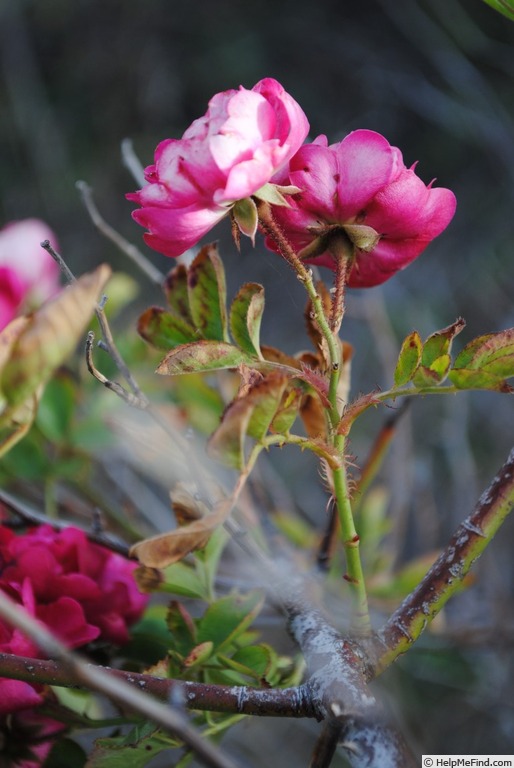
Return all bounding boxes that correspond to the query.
[1,265,111,410]
[130,501,229,568]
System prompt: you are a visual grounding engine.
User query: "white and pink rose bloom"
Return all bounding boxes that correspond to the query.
[0,219,61,330]
[266,130,457,287]
[127,77,310,257]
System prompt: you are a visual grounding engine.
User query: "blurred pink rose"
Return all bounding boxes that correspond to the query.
[0,706,65,767]
[127,77,309,257]
[0,219,60,329]
[0,524,148,715]
[266,130,457,287]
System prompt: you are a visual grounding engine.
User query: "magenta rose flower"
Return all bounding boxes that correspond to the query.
[0,524,148,718]
[127,77,309,257]
[0,707,66,767]
[266,130,457,287]
[0,525,148,645]
[0,219,60,329]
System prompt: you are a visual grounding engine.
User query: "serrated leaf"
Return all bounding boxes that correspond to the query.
[421,317,466,367]
[187,243,228,341]
[245,373,289,440]
[166,601,197,658]
[197,591,264,653]
[156,341,249,376]
[137,307,197,350]
[450,328,514,390]
[229,283,265,358]
[448,368,513,392]
[163,263,193,323]
[481,0,514,22]
[35,374,75,443]
[393,331,422,387]
[0,265,111,410]
[413,353,451,387]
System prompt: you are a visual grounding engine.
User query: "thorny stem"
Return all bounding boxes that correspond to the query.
[256,200,370,632]
[0,593,242,768]
[373,445,514,673]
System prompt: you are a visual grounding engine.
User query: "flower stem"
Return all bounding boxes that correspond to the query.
[257,200,370,632]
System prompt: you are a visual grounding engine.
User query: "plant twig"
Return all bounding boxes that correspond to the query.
[0,652,314,719]
[121,137,147,187]
[0,593,242,768]
[76,180,164,286]
[0,488,131,557]
[86,330,149,409]
[286,601,416,767]
[374,445,514,673]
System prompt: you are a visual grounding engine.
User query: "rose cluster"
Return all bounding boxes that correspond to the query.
[0,524,147,715]
[128,78,456,287]
[0,219,61,330]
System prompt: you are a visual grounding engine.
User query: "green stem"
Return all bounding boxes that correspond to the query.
[256,200,370,632]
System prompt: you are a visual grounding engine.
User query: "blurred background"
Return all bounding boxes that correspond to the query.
[1,0,514,763]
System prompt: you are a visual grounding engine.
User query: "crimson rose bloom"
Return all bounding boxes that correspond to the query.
[128,78,309,257]
[0,219,60,330]
[266,130,457,287]
[0,524,147,714]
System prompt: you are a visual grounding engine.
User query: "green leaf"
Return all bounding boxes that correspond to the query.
[163,264,193,323]
[421,317,466,367]
[269,386,301,434]
[172,375,224,434]
[412,353,451,387]
[35,374,75,443]
[156,341,250,376]
[86,726,172,768]
[167,601,197,658]
[245,373,289,441]
[197,591,264,653]
[47,738,87,768]
[481,0,514,21]
[187,244,228,341]
[228,644,277,682]
[229,283,265,358]
[449,328,514,391]
[183,641,214,668]
[162,561,209,600]
[137,307,197,350]
[393,331,422,387]
[207,396,254,470]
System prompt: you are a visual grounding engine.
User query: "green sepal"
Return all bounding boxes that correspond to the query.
[393,331,422,387]
[229,283,265,358]
[232,197,258,242]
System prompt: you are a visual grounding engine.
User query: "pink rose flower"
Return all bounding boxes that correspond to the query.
[127,78,309,257]
[1,525,148,645]
[0,524,148,717]
[266,130,457,287]
[0,707,65,767]
[0,219,60,329]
